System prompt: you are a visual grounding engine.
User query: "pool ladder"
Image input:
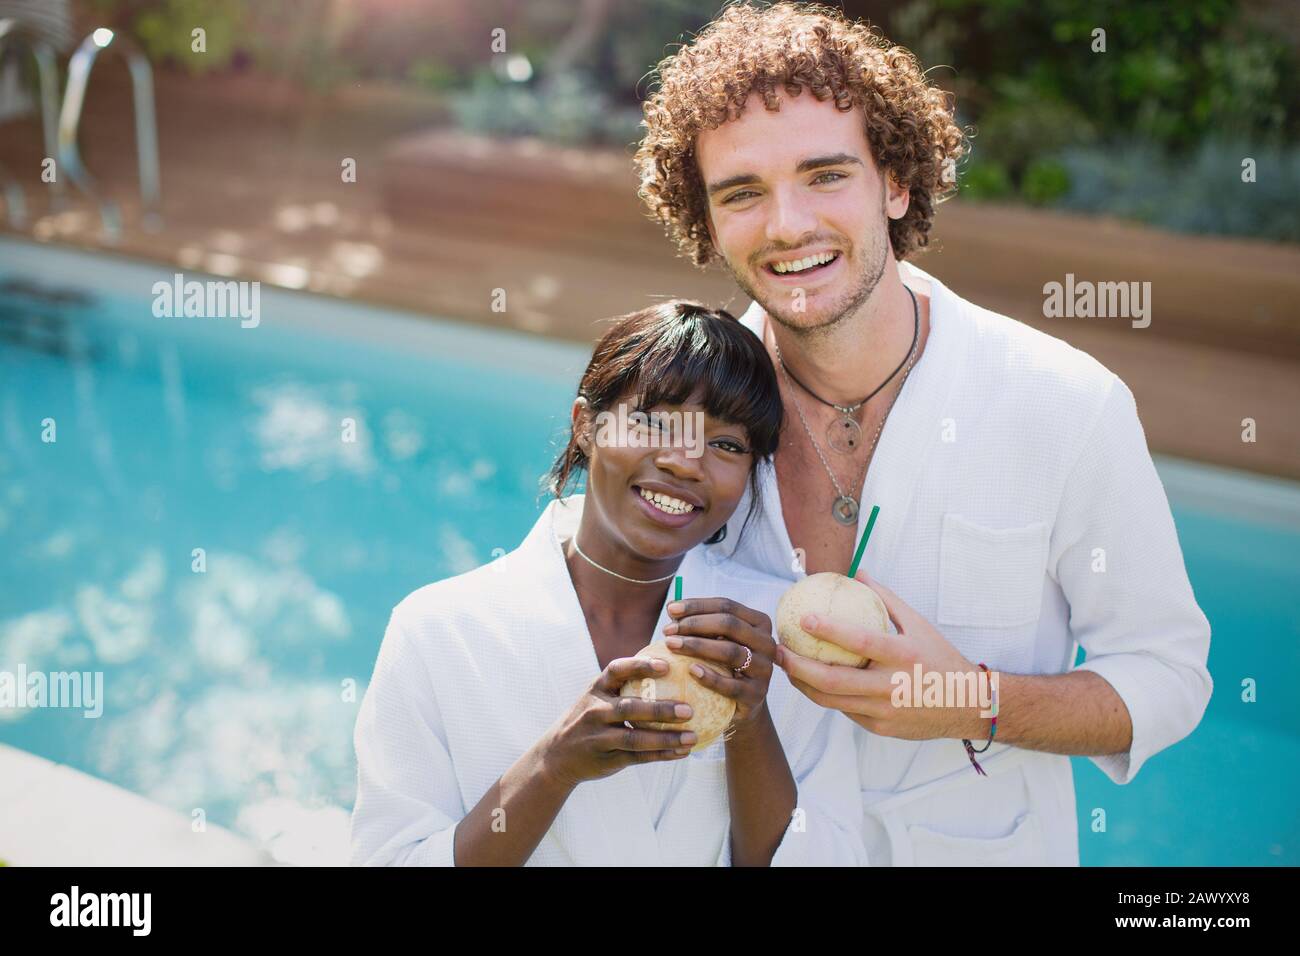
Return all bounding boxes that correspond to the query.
[57,28,162,238]
[0,17,62,227]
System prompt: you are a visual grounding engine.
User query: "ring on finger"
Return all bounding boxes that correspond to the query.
[734,646,753,676]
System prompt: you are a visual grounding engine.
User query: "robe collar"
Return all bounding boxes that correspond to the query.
[708,262,973,585]
[517,494,670,865]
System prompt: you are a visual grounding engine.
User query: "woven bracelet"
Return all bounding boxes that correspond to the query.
[962,662,998,776]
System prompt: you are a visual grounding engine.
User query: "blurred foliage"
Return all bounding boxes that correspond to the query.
[441,0,710,147]
[76,0,1298,239]
[958,159,1014,200]
[889,0,1299,238]
[80,0,1297,141]
[1022,158,1072,206]
[1056,140,1300,241]
[85,0,358,89]
[967,77,1098,182]
[449,70,643,147]
[133,0,240,73]
[85,0,243,74]
[79,0,707,103]
[890,0,1298,148]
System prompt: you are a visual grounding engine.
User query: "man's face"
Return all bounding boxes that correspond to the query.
[695,91,910,333]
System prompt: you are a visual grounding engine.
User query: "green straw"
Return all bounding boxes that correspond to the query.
[674,575,682,602]
[847,505,880,579]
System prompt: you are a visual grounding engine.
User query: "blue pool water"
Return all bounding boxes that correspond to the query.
[1,238,1296,865]
[1073,497,1299,865]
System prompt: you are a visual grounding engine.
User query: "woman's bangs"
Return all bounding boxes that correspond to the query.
[630,314,781,456]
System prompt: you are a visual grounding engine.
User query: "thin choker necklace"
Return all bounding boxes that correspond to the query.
[569,534,678,585]
[773,287,920,454]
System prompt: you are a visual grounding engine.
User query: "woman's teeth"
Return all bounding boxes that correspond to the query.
[771,251,837,274]
[638,487,695,515]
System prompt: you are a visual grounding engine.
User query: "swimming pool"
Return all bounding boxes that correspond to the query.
[1,237,1295,865]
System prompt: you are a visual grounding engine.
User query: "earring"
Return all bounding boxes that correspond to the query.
[704,524,728,545]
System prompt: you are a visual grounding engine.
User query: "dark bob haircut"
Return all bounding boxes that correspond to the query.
[545,299,782,547]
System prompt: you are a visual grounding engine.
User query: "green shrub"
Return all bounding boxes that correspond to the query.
[88,0,356,89]
[1022,158,1072,205]
[971,79,1097,182]
[133,0,242,73]
[890,0,1299,151]
[960,159,1014,200]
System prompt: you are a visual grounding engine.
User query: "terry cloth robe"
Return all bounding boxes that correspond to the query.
[706,261,1213,866]
[350,494,865,866]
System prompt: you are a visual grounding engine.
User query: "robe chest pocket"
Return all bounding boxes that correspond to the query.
[937,514,1049,630]
[907,811,1046,866]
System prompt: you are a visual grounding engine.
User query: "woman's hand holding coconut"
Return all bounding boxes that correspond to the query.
[539,655,699,789]
[661,595,777,733]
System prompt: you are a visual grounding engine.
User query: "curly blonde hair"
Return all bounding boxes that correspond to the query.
[636,1,965,267]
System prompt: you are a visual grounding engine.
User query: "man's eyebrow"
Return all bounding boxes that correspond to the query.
[706,173,760,196]
[795,153,864,173]
[706,154,864,196]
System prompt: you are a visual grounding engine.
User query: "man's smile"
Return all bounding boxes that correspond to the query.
[761,249,844,284]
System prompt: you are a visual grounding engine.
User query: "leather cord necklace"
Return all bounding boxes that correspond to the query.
[774,287,919,454]
[774,287,921,525]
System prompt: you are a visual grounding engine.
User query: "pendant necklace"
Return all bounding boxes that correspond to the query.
[774,288,919,454]
[773,287,921,525]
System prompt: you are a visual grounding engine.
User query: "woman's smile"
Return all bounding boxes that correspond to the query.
[630,482,704,528]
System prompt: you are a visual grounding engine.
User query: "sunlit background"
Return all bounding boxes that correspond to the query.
[0,0,1297,866]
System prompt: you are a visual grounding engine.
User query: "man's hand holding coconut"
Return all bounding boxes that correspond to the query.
[776,569,987,742]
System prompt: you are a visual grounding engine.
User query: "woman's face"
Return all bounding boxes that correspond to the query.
[574,386,754,563]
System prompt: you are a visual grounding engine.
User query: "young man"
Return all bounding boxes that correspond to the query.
[635,2,1211,865]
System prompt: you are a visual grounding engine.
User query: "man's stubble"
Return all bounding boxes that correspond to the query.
[724,186,892,345]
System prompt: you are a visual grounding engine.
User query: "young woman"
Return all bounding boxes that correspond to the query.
[350,301,864,866]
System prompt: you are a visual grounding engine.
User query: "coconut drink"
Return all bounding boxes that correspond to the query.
[617,642,736,752]
[776,571,889,668]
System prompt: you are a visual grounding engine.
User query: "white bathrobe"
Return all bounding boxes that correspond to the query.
[709,262,1213,865]
[350,494,865,866]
